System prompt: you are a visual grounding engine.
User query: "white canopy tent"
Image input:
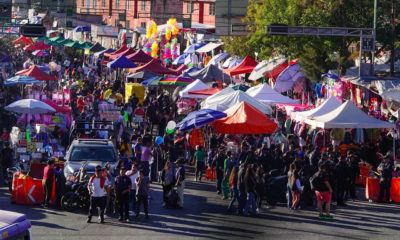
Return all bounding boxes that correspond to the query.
[246,83,299,105]
[179,79,209,98]
[291,96,342,122]
[201,89,272,115]
[196,42,223,53]
[305,101,394,129]
[249,57,286,81]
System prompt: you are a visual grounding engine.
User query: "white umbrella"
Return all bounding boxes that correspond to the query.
[249,57,287,81]
[5,99,56,114]
[274,63,306,93]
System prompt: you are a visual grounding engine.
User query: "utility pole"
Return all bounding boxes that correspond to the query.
[390,0,396,77]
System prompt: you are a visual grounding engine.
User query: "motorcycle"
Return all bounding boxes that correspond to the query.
[61,180,90,212]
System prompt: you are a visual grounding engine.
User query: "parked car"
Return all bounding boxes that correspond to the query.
[0,210,32,240]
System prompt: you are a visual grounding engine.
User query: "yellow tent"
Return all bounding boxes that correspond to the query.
[125,83,145,104]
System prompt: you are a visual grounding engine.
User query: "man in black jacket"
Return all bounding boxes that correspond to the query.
[335,156,349,206]
[212,147,226,195]
[378,155,393,203]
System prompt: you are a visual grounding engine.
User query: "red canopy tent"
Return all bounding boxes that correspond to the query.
[24,42,50,51]
[173,64,188,75]
[223,56,258,76]
[13,36,32,45]
[16,65,56,81]
[109,48,136,60]
[126,50,154,63]
[266,62,289,80]
[104,45,128,58]
[129,59,177,75]
[213,102,277,134]
[44,100,72,114]
[189,88,221,96]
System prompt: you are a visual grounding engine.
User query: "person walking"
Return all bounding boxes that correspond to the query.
[193,145,206,182]
[114,167,132,221]
[288,164,302,210]
[227,166,239,213]
[244,166,257,216]
[126,164,139,216]
[42,160,55,208]
[87,165,110,223]
[175,159,186,208]
[313,164,333,220]
[212,147,226,195]
[378,154,393,203]
[161,161,175,207]
[135,169,150,218]
[335,156,349,206]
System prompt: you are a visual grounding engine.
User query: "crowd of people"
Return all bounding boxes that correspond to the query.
[0,37,398,224]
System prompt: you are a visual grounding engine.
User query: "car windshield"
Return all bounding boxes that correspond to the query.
[70,146,116,162]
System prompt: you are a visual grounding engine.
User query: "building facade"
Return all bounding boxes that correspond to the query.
[75,0,215,29]
[215,0,248,36]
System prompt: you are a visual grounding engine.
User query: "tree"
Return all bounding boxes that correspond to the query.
[223,0,398,81]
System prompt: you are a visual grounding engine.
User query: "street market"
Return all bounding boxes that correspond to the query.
[1,6,400,240]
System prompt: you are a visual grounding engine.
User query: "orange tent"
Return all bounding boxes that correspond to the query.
[213,102,277,134]
[13,36,32,45]
[16,65,56,81]
[223,56,258,76]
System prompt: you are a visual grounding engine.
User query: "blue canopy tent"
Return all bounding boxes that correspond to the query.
[107,55,137,69]
[73,26,91,32]
[94,48,115,57]
[173,54,188,65]
[208,52,230,66]
[184,42,206,54]
[4,75,42,86]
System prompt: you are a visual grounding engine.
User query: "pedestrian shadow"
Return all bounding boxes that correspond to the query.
[30,220,78,231]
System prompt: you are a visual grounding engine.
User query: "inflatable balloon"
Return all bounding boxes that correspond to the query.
[151,42,158,58]
[166,120,176,131]
[155,136,164,145]
[104,89,112,100]
[166,128,174,135]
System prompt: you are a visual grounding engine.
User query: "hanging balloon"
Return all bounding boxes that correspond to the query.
[151,42,158,58]
[166,128,174,135]
[166,120,176,131]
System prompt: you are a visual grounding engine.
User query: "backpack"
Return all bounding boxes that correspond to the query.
[309,172,323,191]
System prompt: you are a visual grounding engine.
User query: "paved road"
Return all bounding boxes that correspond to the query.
[1,173,399,240]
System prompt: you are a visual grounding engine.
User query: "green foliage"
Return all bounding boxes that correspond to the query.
[222,0,399,81]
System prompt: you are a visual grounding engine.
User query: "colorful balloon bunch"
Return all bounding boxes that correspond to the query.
[165,18,179,41]
[146,20,158,40]
[151,42,158,58]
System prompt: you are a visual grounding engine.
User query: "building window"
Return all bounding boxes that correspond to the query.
[127,0,131,9]
[102,0,106,7]
[81,0,84,7]
[187,2,193,14]
[93,0,97,8]
[115,0,120,9]
[115,19,119,27]
[141,22,146,28]
[141,0,146,11]
[209,3,215,16]
[126,20,130,29]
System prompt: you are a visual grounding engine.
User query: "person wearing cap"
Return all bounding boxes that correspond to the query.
[114,167,132,221]
[378,154,393,203]
[175,159,186,208]
[42,160,55,208]
[87,165,110,223]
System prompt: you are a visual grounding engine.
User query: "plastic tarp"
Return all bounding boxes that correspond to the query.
[43,100,71,114]
[213,102,277,134]
[179,79,209,98]
[127,71,160,80]
[129,59,177,75]
[107,55,137,69]
[172,54,188,65]
[208,52,230,66]
[184,42,206,54]
[305,101,394,129]
[93,48,114,57]
[222,57,242,69]
[126,49,153,63]
[187,64,230,83]
[274,63,306,93]
[290,96,341,122]
[109,48,136,60]
[246,83,299,105]
[249,57,287,81]
[223,56,258,76]
[201,88,272,115]
[24,42,50,50]
[16,65,56,81]
[125,83,145,103]
[196,42,223,53]
[104,45,128,58]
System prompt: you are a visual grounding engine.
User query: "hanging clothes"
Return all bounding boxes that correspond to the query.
[354,128,365,144]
